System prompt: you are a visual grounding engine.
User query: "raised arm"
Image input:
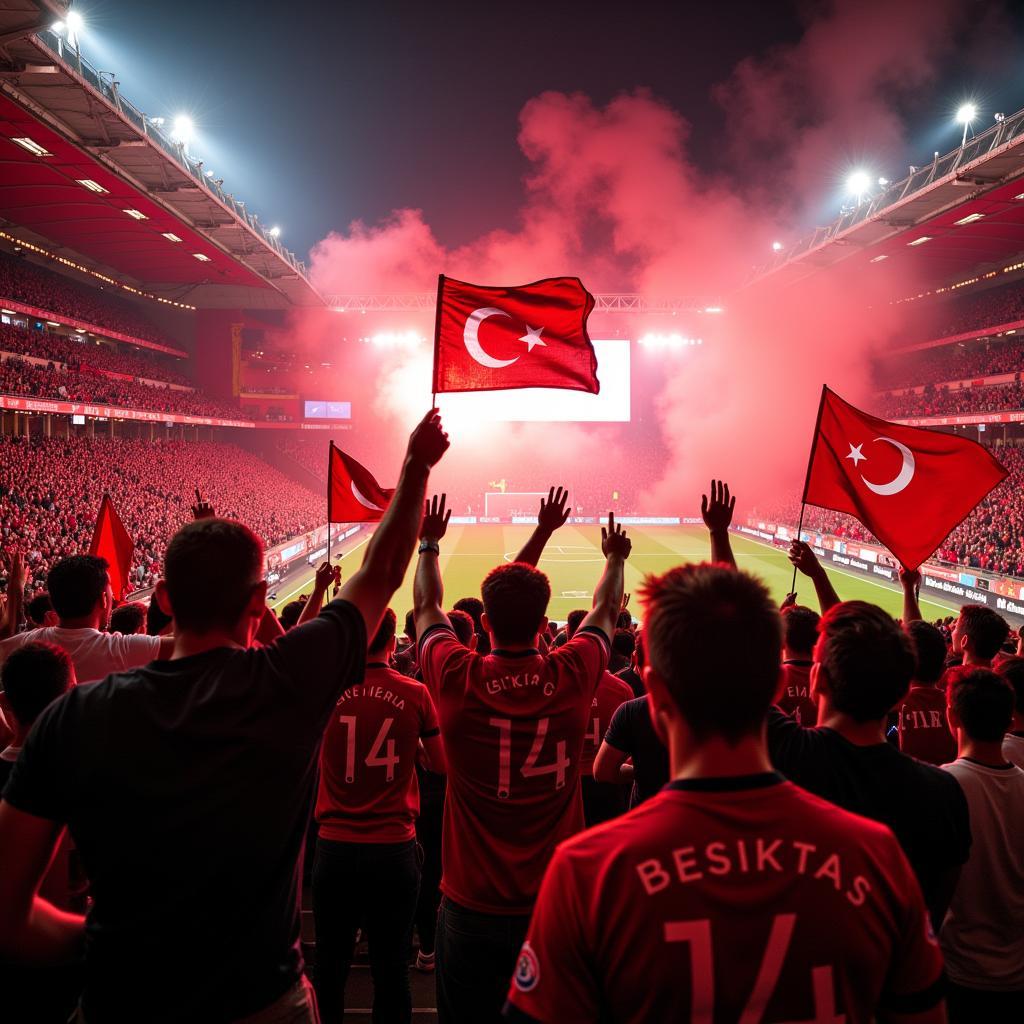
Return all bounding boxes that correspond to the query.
[788,540,840,613]
[514,486,571,567]
[580,513,632,639]
[414,493,452,639]
[0,551,25,641]
[338,410,449,636]
[296,562,341,628]
[702,479,737,569]
[899,567,922,625]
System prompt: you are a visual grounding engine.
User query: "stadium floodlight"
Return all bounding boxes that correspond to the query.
[846,169,871,202]
[957,102,977,147]
[269,225,281,238]
[771,241,783,252]
[172,115,194,146]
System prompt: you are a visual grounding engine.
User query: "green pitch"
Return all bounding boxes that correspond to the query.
[270,524,960,624]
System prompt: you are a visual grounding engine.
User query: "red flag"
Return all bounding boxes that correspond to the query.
[803,387,1007,570]
[89,493,134,600]
[328,443,395,524]
[432,275,598,395]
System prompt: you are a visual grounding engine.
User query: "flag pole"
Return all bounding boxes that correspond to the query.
[791,385,829,595]
[327,439,333,611]
[431,273,445,409]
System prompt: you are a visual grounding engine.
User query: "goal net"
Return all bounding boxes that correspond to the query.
[484,492,547,518]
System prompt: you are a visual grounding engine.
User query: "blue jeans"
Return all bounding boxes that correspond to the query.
[311,837,420,1024]
[436,897,530,1024]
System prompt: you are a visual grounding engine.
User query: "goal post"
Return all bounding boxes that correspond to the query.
[484,492,548,518]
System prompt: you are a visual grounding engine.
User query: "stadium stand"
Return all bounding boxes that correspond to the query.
[880,381,1024,419]
[881,335,1024,389]
[0,435,324,597]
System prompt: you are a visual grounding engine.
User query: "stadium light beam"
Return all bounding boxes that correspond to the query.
[172,114,194,147]
[269,225,281,238]
[957,102,977,147]
[846,169,871,203]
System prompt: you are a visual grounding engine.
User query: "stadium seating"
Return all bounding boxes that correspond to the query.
[0,435,324,597]
[880,335,1024,389]
[0,250,179,349]
[880,381,1024,419]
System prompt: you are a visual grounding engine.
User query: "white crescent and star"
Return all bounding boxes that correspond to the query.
[351,480,384,511]
[845,437,916,496]
[462,307,546,368]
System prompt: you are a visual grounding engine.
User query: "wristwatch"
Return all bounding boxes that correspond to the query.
[419,540,440,555]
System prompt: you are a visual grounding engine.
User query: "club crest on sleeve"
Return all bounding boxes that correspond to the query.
[514,941,540,992]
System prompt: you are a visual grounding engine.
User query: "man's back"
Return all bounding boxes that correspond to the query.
[419,623,608,913]
[940,758,1024,990]
[766,708,970,923]
[777,661,817,725]
[506,775,943,1023]
[2,600,364,1022]
[580,672,632,777]
[604,695,670,806]
[898,685,957,765]
[0,625,160,684]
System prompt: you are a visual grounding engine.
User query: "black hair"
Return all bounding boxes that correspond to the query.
[907,620,948,685]
[47,554,109,619]
[958,605,1010,661]
[1,641,73,727]
[369,608,397,653]
[565,609,587,640]
[995,656,1024,715]
[782,605,819,655]
[146,595,173,636]
[448,608,475,646]
[26,592,52,625]
[481,562,551,646]
[452,596,484,633]
[109,602,146,635]
[947,667,1015,743]
[278,600,306,631]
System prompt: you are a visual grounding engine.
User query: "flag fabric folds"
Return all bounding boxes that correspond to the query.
[328,443,395,524]
[802,387,1007,570]
[89,493,134,600]
[432,275,599,395]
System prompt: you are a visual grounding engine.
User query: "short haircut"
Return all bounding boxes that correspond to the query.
[958,605,1010,661]
[617,609,633,630]
[448,608,475,646]
[481,562,551,646]
[566,609,587,640]
[1,642,73,727]
[164,519,264,634]
[452,597,483,633]
[995,656,1024,715]
[47,554,109,619]
[613,629,635,661]
[634,628,646,669]
[907,620,948,685]
[278,600,305,631]
[640,563,781,743]
[781,605,819,655]
[109,601,146,636]
[369,608,397,653]
[404,609,416,644]
[817,602,914,722]
[947,667,1015,742]
[146,595,173,636]
[26,592,52,625]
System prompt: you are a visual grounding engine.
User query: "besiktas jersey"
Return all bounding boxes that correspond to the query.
[897,685,956,766]
[419,623,609,913]
[505,774,944,1023]
[579,671,633,777]
[316,664,440,843]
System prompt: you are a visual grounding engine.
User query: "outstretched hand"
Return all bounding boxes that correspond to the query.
[780,591,798,610]
[538,486,571,533]
[313,561,340,592]
[408,409,450,469]
[601,512,632,561]
[192,487,215,520]
[2,550,25,591]
[701,480,735,533]
[421,493,452,543]
[899,566,921,592]
[788,540,821,578]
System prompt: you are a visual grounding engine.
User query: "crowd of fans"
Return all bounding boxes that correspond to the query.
[0,323,192,386]
[0,425,1019,1023]
[0,435,324,597]
[880,337,1024,390]
[0,252,180,348]
[879,380,1024,419]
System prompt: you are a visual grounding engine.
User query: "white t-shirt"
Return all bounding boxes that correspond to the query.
[940,757,1024,989]
[0,627,162,684]
[1004,732,1024,770]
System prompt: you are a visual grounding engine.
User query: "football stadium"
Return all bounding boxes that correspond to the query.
[1,1,1024,1022]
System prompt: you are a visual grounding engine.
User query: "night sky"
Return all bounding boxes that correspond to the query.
[70,0,1024,260]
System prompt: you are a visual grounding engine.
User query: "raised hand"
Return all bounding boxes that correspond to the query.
[421,493,452,543]
[191,487,215,520]
[408,409,450,469]
[780,591,798,610]
[899,566,921,591]
[701,480,735,533]
[788,540,822,578]
[621,592,631,611]
[537,486,571,534]
[601,512,632,561]
[313,561,335,592]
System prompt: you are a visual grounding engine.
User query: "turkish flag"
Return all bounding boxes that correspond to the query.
[88,493,134,600]
[803,387,1007,570]
[432,275,599,394]
[328,443,395,523]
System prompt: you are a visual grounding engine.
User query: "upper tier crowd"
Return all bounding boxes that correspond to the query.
[0,252,179,349]
[881,336,1024,390]
[0,435,324,597]
[879,380,1024,419]
[0,414,1020,1024]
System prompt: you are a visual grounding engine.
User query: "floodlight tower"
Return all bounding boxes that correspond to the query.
[846,169,871,205]
[957,103,977,148]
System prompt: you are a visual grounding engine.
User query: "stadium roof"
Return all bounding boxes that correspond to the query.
[0,3,323,309]
[750,106,1024,298]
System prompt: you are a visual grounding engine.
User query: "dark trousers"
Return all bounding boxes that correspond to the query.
[312,837,421,1024]
[581,774,627,827]
[414,769,445,955]
[946,981,1024,1024]
[436,897,530,1024]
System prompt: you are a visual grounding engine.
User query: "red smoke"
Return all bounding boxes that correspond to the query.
[298,0,1015,516]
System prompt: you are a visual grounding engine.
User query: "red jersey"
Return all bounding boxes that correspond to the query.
[419,623,609,913]
[580,671,633,777]
[777,661,817,726]
[897,685,956,766]
[316,664,440,843]
[506,774,944,1023]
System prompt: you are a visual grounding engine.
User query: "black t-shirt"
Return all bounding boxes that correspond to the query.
[604,695,669,806]
[615,665,645,699]
[766,707,971,925]
[2,598,365,1024]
